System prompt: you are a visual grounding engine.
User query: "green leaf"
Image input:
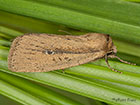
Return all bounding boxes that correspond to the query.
[0,60,140,105]
[0,69,139,105]
[0,10,67,34]
[0,94,20,105]
[0,71,83,105]
[0,80,51,105]
[125,0,140,2]
[0,39,11,46]
[0,0,140,105]
[0,26,22,37]
[0,0,140,44]
[114,40,140,57]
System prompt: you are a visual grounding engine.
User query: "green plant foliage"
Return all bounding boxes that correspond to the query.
[0,0,140,105]
[125,0,140,2]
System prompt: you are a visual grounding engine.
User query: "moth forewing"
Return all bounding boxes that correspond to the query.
[8,33,131,73]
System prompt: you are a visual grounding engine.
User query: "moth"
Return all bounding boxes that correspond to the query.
[8,33,134,73]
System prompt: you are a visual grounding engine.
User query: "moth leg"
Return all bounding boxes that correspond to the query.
[62,69,65,74]
[108,55,136,65]
[58,30,72,35]
[105,55,122,74]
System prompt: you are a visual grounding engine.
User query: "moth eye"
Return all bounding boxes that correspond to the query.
[45,50,55,55]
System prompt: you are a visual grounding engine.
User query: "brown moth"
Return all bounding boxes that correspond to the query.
[8,33,134,73]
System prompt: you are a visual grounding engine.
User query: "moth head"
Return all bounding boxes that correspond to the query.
[106,35,117,57]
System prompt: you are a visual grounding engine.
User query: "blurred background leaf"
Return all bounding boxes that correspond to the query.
[125,0,140,2]
[0,0,140,105]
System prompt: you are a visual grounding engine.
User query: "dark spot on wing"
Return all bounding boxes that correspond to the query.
[25,48,42,52]
[35,45,39,47]
[64,57,69,60]
[27,58,31,60]
[53,58,56,62]
[59,57,62,61]
[66,38,71,40]
[40,42,45,44]
[68,59,71,61]
[47,50,54,54]
[64,57,71,61]
[23,52,35,55]
[30,44,34,46]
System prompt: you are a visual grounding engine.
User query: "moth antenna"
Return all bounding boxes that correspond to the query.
[110,55,136,66]
[58,30,72,35]
[105,55,122,74]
